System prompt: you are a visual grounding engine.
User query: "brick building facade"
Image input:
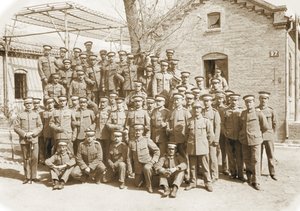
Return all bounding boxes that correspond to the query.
[152,0,299,142]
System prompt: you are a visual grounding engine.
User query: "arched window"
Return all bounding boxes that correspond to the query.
[207,12,221,29]
[14,69,28,99]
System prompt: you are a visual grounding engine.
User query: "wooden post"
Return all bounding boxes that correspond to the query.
[295,14,300,121]
[3,36,9,109]
[64,10,69,58]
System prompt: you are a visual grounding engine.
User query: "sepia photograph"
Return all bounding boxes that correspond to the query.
[0,0,299,210]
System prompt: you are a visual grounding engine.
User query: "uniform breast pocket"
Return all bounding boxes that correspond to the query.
[139,147,149,156]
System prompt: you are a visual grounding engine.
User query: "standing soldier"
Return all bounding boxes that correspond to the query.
[209,67,228,91]
[55,47,68,71]
[239,95,269,190]
[194,76,209,96]
[102,52,124,96]
[167,93,191,157]
[185,92,195,113]
[126,81,147,108]
[152,60,173,98]
[95,97,111,163]
[146,97,155,116]
[191,88,202,104]
[86,54,101,104]
[105,130,129,189]
[72,97,95,155]
[82,41,95,61]
[69,96,80,112]
[68,70,88,98]
[98,50,108,67]
[14,97,43,184]
[150,55,160,74]
[49,96,76,153]
[45,141,76,190]
[106,97,127,141]
[155,143,187,198]
[222,94,244,180]
[150,95,169,156]
[127,124,160,193]
[79,53,89,74]
[257,91,277,181]
[122,54,138,97]
[185,102,214,192]
[139,66,154,97]
[125,95,151,142]
[108,91,118,111]
[224,90,235,106]
[180,71,194,92]
[38,45,56,90]
[165,49,175,68]
[44,73,66,106]
[214,91,229,175]
[168,59,181,78]
[71,129,107,184]
[33,98,45,164]
[42,98,55,159]
[201,94,221,182]
[71,47,82,70]
[58,59,75,97]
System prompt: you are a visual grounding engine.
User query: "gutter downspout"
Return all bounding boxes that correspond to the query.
[285,19,293,139]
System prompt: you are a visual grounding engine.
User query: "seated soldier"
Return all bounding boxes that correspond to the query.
[155,143,187,198]
[71,129,107,184]
[104,130,128,189]
[45,141,76,190]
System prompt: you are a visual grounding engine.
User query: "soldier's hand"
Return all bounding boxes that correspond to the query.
[84,167,91,174]
[212,142,219,147]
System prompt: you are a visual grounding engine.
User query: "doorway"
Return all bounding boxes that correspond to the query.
[203,53,228,88]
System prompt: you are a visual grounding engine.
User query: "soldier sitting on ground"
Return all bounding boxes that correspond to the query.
[155,143,187,198]
[45,141,76,190]
[71,129,107,184]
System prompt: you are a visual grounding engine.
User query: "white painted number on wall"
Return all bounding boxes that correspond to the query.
[269,50,279,57]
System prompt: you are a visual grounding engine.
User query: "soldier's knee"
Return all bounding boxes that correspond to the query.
[118,162,126,169]
[143,164,152,172]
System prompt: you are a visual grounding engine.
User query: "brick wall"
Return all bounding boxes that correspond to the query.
[154,0,287,141]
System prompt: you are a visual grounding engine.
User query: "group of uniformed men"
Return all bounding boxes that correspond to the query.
[13,41,278,198]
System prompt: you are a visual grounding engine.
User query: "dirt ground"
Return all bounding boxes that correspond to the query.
[0,130,300,211]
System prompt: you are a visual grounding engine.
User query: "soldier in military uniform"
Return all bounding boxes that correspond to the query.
[155,143,187,198]
[194,76,209,96]
[127,124,160,193]
[214,91,229,175]
[167,93,191,158]
[45,141,76,190]
[139,65,154,97]
[224,90,235,106]
[222,94,244,180]
[150,55,160,74]
[201,94,221,182]
[44,73,66,106]
[79,53,89,74]
[49,96,76,154]
[71,129,107,184]
[146,97,155,116]
[106,97,128,142]
[82,41,95,62]
[38,45,56,90]
[14,97,43,184]
[122,54,138,97]
[86,54,102,104]
[191,88,202,104]
[98,50,108,67]
[185,92,195,113]
[68,70,88,98]
[55,47,68,71]
[152,60,173,98]
[257,91,277,181]
[209,67,228,91]
[95,97,111,163]
[105,130,129,189]
[180,71,194,92]
[102,52,124,96]
[58,59,75,98]
[125,96,151,142]
[150,95,169,156]
[185,102,214,192]
[168,59,181,78]
[69,96,80,112]
[126,81,147,108]
[72,97,95,155]
[71,47,82,70]
[239,95,269,190]
[108,91,118,111]
[165,49,175,69]
[209,78,223,94]
[42,98,55,160]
